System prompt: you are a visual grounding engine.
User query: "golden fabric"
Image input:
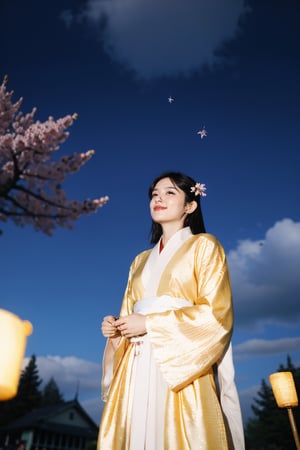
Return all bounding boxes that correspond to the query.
[98,233,233,449]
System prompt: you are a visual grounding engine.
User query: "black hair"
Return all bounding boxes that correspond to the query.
[148,171,206,244]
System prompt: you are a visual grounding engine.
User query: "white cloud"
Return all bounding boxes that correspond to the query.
[22,355,101,403]
[228,218,300,327]
[60,0,249,79]
[234,337,300,360]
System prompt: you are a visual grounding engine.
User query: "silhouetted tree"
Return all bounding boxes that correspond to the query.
[245,355,300,450]
[0,355,42,425]
[42,377,64,405]
[0,355,67,427]
[18,355,42,407]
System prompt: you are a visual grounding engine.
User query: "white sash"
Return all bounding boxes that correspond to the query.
[134,295,192,314]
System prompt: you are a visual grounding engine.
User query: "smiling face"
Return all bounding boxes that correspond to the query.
[150,177,196,230]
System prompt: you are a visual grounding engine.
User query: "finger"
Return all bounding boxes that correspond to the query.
[103,315,118,325]
[102,320,117,330]
[103,315,114,321]
[115,317,126,326]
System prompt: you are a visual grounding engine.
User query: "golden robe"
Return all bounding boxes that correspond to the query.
[98,229,240,450]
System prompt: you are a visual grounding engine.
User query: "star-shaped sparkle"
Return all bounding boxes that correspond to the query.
[168,96,174,103]
[197,128,207,139]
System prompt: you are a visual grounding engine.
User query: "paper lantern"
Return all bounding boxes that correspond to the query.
[269,371,300,450]
[269,371,298,408]
[0,309,33,401]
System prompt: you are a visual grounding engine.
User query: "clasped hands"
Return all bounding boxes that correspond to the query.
[101,314,147,339]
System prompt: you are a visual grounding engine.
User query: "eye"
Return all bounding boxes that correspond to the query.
[151,192,158,198]
[166,190,175,195]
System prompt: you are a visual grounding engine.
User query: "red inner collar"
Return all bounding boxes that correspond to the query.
[159,239,164,253]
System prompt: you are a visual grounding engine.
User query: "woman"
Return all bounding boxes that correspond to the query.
[98,172,244,450]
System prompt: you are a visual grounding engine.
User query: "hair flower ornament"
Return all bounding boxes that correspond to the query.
[190,182,207,197]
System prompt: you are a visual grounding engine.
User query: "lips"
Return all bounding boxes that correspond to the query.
[154,206,167,211]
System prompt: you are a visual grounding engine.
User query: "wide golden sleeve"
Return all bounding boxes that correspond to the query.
[101,257,137,401]
[101,251,149,401]
[146,235,233,392]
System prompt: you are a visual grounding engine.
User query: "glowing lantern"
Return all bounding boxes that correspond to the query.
[0,309,33,400]
[270,371,298,408]
[269,371,300,450]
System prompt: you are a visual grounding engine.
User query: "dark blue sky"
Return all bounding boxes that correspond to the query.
[1,0,300,424]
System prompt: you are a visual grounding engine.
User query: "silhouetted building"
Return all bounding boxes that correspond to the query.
[0,399,98,450]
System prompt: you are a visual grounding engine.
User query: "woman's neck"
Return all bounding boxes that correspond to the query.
[160,224,184,247]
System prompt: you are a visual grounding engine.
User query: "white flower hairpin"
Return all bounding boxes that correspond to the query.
[190,183,207,197]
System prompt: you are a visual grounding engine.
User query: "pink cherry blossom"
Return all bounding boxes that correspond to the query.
[0,76,109,235]
[190,183,207,197]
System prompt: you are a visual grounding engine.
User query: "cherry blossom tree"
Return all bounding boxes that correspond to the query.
[0,76,109,235]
